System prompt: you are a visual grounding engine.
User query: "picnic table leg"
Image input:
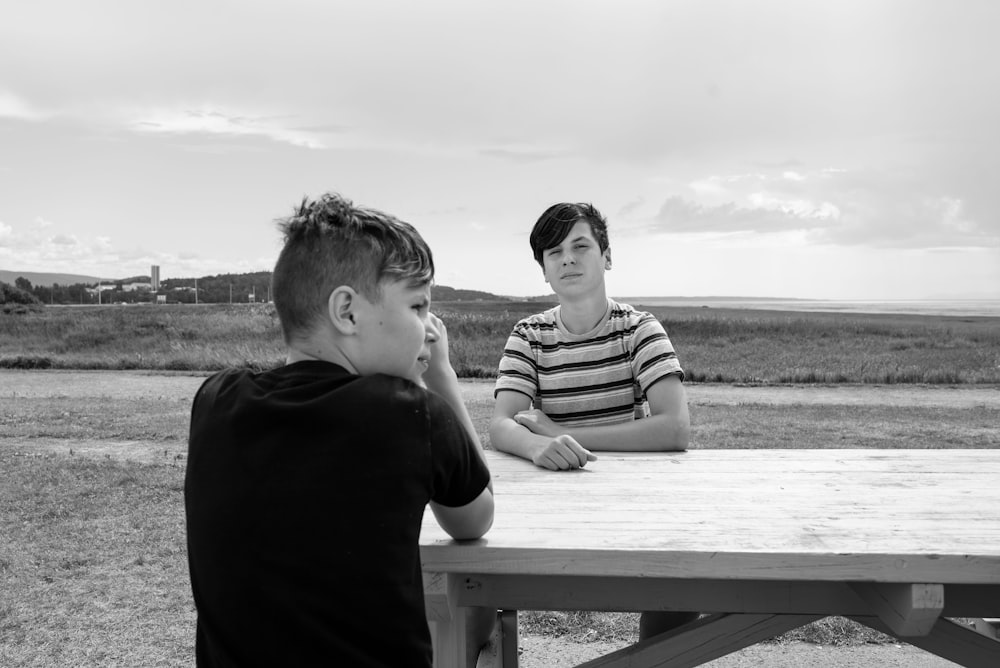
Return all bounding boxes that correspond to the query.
[972,618,1000,639]
[573,613,822,668]
[431,573,514,668]
[473,609,519,668]
[851,615,1000,668]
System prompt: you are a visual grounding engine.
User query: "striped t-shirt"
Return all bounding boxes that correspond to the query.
[494,299,684,426]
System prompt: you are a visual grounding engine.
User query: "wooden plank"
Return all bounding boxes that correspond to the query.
[422,546,1000,584]
[972,618,1000,639]
[452,575,1000,618]
[500,610,518,668]
[852,615,1000,668]
[849,583,944,636]
[421,450,1000,584]
[574,613,822,668]
[474,610,514,668]
[425,571,451,622]
[431,576,493,668]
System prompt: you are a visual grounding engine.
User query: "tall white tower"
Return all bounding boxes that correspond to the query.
[151,265,160,291]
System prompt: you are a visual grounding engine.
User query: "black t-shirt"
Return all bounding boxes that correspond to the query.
[185,360,490,667]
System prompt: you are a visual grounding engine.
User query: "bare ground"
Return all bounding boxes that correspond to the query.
[517,637,965,667]
[3,370,995,667]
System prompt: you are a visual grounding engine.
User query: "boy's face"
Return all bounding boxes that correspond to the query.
[540,221,609,297]
[350,279,436,382]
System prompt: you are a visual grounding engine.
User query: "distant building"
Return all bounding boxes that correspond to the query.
[151,265,160,291]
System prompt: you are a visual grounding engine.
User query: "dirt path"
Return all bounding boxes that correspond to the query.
[3,370,997,465]
[467,378,1000,409]
[4,369,998,408]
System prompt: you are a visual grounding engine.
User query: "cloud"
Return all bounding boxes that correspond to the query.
[747,193,840,221]
[645,166,1000,250]
[616,197,645,219]
[0,222,262,279]
[649,195,836,235]
[0,89,50,121]
[479,145,569,163]
[826,195,1000,250]
[130,107,329,149]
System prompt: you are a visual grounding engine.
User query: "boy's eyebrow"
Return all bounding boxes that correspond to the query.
[547,234,593,252]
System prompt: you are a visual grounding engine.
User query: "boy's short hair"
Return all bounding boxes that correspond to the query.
[529,202,610,267]
[272,192,434,342]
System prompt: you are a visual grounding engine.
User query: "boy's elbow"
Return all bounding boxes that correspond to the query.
[669,426,691,451]
[432,488,495,541]
[488,418,515,455]
[658,418,690,451]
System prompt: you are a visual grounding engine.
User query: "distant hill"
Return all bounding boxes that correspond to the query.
[432,285,510,301]
[0,270,115,286]
[1,268,516,301]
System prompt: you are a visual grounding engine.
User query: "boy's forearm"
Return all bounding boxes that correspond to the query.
[489,417,549,461]
[562,414,690,452]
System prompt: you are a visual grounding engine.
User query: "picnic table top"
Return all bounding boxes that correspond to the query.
[420,449,1000,584]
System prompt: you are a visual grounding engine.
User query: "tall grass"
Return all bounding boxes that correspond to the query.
[0,304,285,372]
[2,302,998,383]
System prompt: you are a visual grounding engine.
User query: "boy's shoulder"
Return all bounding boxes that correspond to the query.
[196,361,431,409]
[513,305,560,330]
[608,299,654,322]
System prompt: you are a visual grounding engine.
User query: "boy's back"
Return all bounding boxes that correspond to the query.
[185,191,493,667]
[186,360,489,667]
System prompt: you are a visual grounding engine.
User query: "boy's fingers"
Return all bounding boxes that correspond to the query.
[557,435,594,467]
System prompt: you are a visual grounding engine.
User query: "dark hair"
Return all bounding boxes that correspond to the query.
[529,202,610,267]
[271,192,434,343]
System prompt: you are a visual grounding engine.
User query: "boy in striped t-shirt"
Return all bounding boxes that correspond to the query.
[490,201,697,638]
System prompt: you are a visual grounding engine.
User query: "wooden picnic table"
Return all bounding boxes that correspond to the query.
[421,449,1000,668]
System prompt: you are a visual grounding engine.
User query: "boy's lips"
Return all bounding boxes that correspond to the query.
[560,272,583,280]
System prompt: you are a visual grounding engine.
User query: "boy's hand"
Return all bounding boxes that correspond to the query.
[514,408,560,437]
[532,434,597,471]
[420,313,453,387]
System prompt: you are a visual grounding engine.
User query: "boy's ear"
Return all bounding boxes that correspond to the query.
[327,286,359,335]
[604,249,612,270]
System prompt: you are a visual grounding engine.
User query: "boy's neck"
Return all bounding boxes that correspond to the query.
[557,290,610,334]
[285,333,359,374]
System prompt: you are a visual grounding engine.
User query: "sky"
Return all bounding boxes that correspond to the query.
[1,0,998,300]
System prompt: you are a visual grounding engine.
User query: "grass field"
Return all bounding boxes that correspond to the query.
[2,301,999,383]
[3,368,999,665]
[2,300,998,665]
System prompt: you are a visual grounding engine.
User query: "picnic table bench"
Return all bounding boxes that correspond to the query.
[421,449,1000,667]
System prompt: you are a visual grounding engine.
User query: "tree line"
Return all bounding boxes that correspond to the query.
[1,272,508,307]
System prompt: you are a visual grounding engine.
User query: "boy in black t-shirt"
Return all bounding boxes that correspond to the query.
[185,192,494,667]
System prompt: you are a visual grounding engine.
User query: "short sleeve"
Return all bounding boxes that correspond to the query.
[493,324,538,400]
[631,313,684,391]
[426,393,491,508]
